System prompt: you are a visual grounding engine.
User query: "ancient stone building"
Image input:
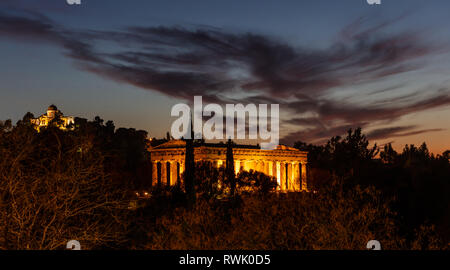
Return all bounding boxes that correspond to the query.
[30,105,75,132]
[149,140,308,192]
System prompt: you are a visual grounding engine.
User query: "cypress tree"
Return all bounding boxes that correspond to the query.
[184,116,196,206]
[226,139,236,196]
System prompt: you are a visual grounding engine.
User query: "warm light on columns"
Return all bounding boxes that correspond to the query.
[291,162,295,191]
[180,161,184,175]
[161,162,167,185]
[171,161,177,186]
[301,162,307,191]
[244,160,251,171]
[276,161,281,188]
[152,161,158,186]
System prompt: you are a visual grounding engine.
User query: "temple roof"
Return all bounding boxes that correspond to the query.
[152,139,186,149]
[275,145,299,151]
[150,139,301,152]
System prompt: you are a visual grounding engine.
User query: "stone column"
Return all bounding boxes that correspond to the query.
[217,160,224,168]
[161,162,167,186]
[175,161,181,186]
[180,161,185,174]
[171,161,178,186]
[167,161,172,186]
[257,160,264,173]
[301,162,308,191]
[244,160,251,171]
[269,161,274,176]
[285,163,290,191]
[290,162,295,191]
[280,162,286,191]
[275,161,280,189]
[255,160,260,172]
[293,162,300,192]
[235,160,241,175]
[152,161,158,187]
[287,163,292,191]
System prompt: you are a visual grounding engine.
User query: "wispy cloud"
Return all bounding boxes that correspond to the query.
[367,126,445,140]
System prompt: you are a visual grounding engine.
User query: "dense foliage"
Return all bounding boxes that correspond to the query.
[294,128,450,246]
[0,115,448,250]
[0,114,147,249]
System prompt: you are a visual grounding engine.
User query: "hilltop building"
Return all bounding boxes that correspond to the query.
[30,105,75,132]
[149,140,308,192]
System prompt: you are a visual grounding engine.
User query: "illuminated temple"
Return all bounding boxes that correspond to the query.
[149,140,308,192]
[30,105,75,132]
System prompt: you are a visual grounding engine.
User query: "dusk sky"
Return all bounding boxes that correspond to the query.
[1,0,449,154]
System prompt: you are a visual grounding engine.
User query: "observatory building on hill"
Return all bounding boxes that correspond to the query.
[30,105,75,132]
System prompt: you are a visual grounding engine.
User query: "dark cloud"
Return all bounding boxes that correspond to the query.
[282,93,450,144]
[1,10,449,144]
[367,126,445,140]
[281,123,366,145]
[0,11,58,42]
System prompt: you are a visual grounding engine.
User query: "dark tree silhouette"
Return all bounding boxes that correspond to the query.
[0,119,132,249]
[380,143,398,164]
[183,118,196,206]
[226,139,236,196]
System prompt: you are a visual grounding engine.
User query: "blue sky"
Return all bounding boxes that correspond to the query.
[1,0,450,153]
